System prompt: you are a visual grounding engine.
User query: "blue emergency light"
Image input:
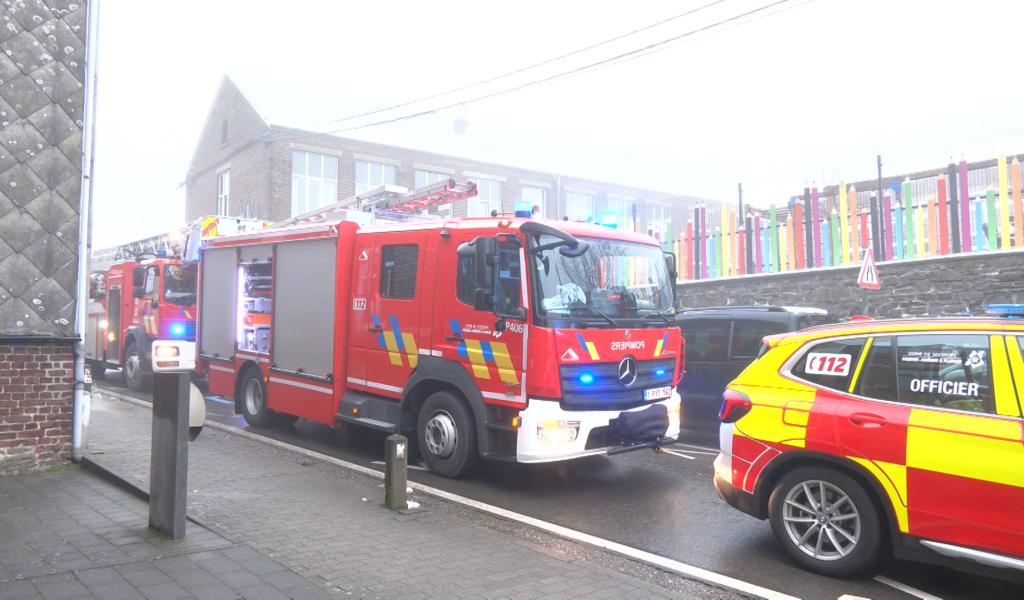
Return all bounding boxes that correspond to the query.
[170,322,188,337]
[986,304,1024,319]
[599,213,618,229]
[654,368,668,378]
[514,201,533,218]
[578,373,595,385]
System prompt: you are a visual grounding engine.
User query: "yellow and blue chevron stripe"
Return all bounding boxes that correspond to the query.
[576,333,600,360]
[373,314,418,368]
[451,320,518,384]
[654,332,669,357]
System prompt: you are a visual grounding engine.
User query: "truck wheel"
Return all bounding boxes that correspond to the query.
[123,341,149,392]
[768,466,881,578]
[417,391,479,478]
[239,368,272,428]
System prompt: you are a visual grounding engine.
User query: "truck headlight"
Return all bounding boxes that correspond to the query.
[537,420,580,444]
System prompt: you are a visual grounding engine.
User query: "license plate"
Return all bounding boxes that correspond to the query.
[644,386,672,401]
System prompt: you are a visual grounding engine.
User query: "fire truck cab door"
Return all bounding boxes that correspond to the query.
[361,232,428,397]
[436,233,526,405]
[347,235,377,389]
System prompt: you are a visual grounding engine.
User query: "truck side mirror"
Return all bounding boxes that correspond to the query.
[133,286,144,299]
[663,252,678,283]
[458,236,498,312]
[132,266,144,287]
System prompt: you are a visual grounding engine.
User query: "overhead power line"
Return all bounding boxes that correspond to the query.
[329,0,801,134]
[314,0,730,129]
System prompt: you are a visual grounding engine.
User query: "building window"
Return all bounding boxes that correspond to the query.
[565,191,594,222]
[292,151,339,216]
[356,160,397,195]
[217,169,230,215]
[469,178,502,217]
[414,169,450,189]
[380,244,419,299]
[521,186,546,217]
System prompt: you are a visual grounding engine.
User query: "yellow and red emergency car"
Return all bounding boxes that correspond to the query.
[714,309,1024,578]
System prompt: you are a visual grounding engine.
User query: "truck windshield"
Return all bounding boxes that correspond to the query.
[163,264,197,305]
[529,234,674,328]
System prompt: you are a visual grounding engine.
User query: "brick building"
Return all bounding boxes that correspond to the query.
[185,76,712,242]
[0,0,90,474]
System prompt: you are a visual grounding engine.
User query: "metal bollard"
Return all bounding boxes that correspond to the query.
[149,371,190,539]
[384,434,408,510]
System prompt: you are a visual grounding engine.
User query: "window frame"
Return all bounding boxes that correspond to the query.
[565,191,594,222]
[355,160,397,195]
[468,178,502,217]
[379,244,419,300]
[216,169,230,215]
[784,330,1020,420]
[455,254,476,306]
[521,186,547,218]
[291,151,339,217]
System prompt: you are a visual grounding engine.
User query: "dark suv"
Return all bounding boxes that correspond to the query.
[676,306,834,430]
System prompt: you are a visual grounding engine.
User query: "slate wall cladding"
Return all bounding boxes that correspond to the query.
[676,251,1024,319]
[0,0,85,338]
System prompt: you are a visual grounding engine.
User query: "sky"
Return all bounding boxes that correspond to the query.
[91,0,1024,247]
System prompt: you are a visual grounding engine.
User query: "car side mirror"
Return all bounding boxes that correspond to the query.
[132,266,144,287]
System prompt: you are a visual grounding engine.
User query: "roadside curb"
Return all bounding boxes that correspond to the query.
[94,385,798,600]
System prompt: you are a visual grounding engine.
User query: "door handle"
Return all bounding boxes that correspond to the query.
[445,334,464,341]
[848,412,887,428]
[369,325,383,332]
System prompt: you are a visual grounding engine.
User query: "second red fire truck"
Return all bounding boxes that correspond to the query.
[198,210,684,476]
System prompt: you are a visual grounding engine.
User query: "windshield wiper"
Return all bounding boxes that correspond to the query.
[567,304,619,328]
[641,310,674,327]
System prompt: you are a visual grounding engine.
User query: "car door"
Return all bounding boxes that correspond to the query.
[846,332,1024,555]
[678,317,732,427]
[346,234,376,389]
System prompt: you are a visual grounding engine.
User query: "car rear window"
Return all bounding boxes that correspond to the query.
[792,337,866,392]
[732,320,788,358]
[683,319,731,363]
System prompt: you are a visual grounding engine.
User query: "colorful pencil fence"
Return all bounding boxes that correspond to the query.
[674,155,1024,281]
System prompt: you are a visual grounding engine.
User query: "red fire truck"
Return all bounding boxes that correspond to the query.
[85,216,267,390]
[197,208,684,477]
[84,257,197,390]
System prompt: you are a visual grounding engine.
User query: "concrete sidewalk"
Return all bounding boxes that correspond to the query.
[40,392,736,599]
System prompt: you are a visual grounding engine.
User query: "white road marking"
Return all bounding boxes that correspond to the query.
[98,385,801,600]
[874,576,943,600]
[371,460,426,472]
[662,448,696,460]
[838,595,873,600]
[674,442,720,453]
[206,396,234,405]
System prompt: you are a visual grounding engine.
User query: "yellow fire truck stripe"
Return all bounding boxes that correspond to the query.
[906,408,1024,488]
[1005,335,1024,417]
[491,343,518,384]
[585,341,600,360]
[849,457,908,533]
[654,338,664,357]
[990,335,1020,417]
[847,337,873,393]
[402,333,418,369]
[382,331,403,366]
[464,340,491,379]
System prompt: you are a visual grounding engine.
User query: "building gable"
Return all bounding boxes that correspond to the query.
[186,76,270,182]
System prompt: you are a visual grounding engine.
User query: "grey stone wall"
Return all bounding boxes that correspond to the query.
[0,0,86,338]
[676,250,1024,319]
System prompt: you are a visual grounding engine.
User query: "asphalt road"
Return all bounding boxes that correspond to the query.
[94,374,1022,600]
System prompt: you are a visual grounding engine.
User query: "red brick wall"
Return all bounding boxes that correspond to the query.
[0,340,74,475]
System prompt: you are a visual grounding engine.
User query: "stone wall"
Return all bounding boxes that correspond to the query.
[676,250,1024,318]
[0,340,73,474]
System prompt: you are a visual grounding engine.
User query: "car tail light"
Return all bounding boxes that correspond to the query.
[719,390,752,423]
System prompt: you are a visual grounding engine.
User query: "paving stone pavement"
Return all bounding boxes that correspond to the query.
[0,467,333,599]
[76,393,740,599]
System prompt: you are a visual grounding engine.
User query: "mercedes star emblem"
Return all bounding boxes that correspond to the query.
[617,356,638,387]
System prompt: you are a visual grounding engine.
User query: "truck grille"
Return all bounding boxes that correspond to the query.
[560,358,675,411]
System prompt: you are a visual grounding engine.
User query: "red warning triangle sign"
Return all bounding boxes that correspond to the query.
[857,248,880,290]
[560,348,580,362]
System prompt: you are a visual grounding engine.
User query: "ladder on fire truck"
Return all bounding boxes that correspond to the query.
[277,178,478,227]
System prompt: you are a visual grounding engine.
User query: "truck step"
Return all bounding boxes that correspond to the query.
[336,413,399,434]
